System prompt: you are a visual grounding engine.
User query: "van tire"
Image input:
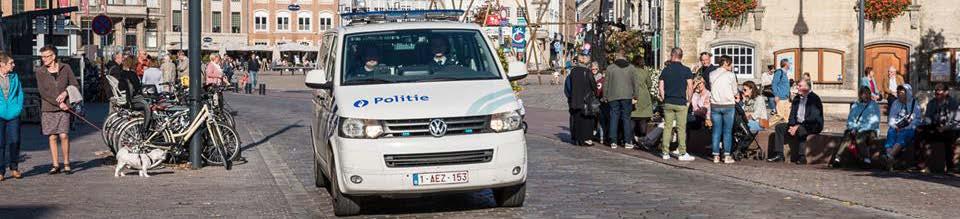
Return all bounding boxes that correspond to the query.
[330,160,361,216]
[313,153,327,188]
[493,183,526,207]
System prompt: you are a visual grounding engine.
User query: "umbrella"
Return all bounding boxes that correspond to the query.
[271,45,281,62]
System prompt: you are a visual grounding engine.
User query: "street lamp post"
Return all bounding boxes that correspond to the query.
[858,0,865,87]
[189,0,202,169]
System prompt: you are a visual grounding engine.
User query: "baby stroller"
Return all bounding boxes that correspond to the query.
[732,103,762,160]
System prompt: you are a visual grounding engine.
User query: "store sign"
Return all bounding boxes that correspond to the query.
[511,26,526,51]
[484,14,501,26]
[203,37,213,43]
[288,4,301,11]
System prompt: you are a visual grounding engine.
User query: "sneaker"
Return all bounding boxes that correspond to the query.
[713,156,721,163]
[863,158,872,164]
[584,140,595,146]
[724,156,736,164]
[678,153,695,161]
[610,143,619,149]
[670,150,680,157]
[624,143,635,149]
[661,153,671,160]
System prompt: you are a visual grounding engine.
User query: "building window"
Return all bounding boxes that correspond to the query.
[254,11,269,32]
[712,44,755,78]
[297,12,312,32]
[212,12,222,33]
[231,12,242,33]
[172,10,182,32]
[13,0,25,14]
[774,48,846,83]
[277,12,291,31]
[35,0,47,8]
[125,33,137,47]
[930,49,960,83]
[146,31,158,49]
[517,7,527,18]
[81,20,93,46]
[319,13,333,30]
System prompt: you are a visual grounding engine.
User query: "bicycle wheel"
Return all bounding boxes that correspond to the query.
[115,118,144,150]
[115,118,172,169]
[201,123,241,166]
[101,112,119,152]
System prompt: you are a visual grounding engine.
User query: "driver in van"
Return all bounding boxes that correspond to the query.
[429,36,459,68]
[353,47,386,78]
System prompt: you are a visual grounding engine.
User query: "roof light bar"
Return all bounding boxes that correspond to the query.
[341,9,465,25]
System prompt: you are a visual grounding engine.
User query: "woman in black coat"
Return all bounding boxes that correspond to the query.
[568,52,598,146]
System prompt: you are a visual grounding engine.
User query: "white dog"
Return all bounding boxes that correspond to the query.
[115,147,167,178]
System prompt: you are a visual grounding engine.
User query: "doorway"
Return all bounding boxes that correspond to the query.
[865,44,910,95]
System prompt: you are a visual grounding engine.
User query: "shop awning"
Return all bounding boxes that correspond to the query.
[277,43,318,52]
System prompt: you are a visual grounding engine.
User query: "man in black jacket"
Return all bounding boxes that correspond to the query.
[919,83,959,172]
[697,52,718,91]
[768,78,823,164]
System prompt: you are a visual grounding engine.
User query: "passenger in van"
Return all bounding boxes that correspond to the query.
[429,36,459,69]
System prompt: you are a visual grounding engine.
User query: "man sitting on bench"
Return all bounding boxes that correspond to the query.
[830,86,881,167]
[767,78,823,165]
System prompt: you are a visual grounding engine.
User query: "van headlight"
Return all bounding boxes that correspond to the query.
[489,110,523,132]
[340,118,384,139]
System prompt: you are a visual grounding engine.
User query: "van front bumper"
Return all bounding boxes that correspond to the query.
[332,130,527,195]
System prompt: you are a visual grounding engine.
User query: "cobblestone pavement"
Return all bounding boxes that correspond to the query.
[524,101,960,219]
[225,91,897,218]
[0,89,908,218]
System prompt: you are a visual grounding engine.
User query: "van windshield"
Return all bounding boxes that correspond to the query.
[341,29,502,85]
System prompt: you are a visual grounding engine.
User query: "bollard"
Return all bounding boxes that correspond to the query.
[245,84,253,94]
[259,84,266,95]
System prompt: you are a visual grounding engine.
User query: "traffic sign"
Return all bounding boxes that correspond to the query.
[92,15,113,36]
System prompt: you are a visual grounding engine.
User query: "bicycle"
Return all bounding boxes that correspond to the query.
[115,93,240,170]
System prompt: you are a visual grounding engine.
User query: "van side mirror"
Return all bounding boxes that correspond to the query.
[306,69,332,89]
[507,61,528,81]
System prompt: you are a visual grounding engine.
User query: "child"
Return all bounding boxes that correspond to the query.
[239,72,250,91]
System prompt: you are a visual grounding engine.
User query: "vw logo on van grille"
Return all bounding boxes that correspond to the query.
[428,119,448,137]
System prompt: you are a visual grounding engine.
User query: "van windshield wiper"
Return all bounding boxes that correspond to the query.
[346,78,395,85]
[409,77,463,82]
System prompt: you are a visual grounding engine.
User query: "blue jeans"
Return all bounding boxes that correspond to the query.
[249,70,259,88]
[608,99,634,145]
[0,118,21,174]
[711,106,735,155]
[766,97,777,113]
[885,128,915,149]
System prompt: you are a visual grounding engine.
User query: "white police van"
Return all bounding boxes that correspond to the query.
[305,10,528,216]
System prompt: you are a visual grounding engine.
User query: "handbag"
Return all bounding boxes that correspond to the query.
[582,71,601,116]
[894,99,916,129]
[762,85,774,97]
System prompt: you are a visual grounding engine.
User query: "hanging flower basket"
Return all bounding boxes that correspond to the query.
[865,0,911,24]
[707,0,758,28]
[604,30,647,64]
